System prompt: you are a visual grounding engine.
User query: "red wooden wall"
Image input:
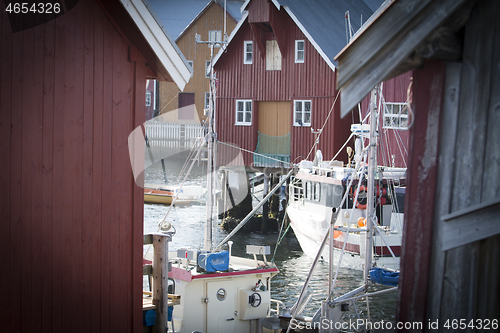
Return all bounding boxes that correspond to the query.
[215,1,351,167]
[0,0,146,332]
[359,71,413,168]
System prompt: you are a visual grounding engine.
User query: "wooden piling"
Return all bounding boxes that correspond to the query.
[151,233,172,333]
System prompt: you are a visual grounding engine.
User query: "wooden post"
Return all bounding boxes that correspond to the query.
[152,232,172,333]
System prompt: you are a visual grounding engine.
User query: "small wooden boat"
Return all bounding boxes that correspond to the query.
[144,185,205,206]
[144,188,176,205]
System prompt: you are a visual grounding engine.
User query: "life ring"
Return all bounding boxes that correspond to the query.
[350,185,367,210]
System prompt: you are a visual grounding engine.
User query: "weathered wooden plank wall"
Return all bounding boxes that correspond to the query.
[0,1,146,332]
[397,0,500,330]
[426,0,500,328]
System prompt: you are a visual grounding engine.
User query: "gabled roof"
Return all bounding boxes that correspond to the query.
[118,0,193,90]
[215,0,380,70]
[147,0,245,41]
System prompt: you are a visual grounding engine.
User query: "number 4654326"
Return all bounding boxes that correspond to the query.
[5,2,61,14]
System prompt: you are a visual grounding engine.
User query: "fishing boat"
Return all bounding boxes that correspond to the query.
[286,129,405,270]
[278,86,406,332]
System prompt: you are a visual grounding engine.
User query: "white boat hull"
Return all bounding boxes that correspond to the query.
[287,198,402,271]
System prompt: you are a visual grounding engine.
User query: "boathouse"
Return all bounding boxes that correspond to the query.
[0,0,191,332]
[335,0,500,328]
[213,0,411,170]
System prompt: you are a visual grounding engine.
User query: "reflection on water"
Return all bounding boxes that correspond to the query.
[143,160,396,330]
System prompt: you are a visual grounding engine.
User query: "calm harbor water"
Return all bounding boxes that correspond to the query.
[143,157,397,330]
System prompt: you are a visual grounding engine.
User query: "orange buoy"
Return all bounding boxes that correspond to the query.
[333,230,342,239]
[357,217,366,227]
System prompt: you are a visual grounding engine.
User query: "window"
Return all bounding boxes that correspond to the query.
[235,100,252,125]
[294,100,312,126]
[187,60,193,69]
[266,40,281,70]
[314,182,320,201]
[305,182,311,200]
[295,40,305,63]
[205,60,211,78]
[383,102,409,129]
[209,30,222,47]
[244,41,253,64]
[205,92,210,111]
[145,91,152,106]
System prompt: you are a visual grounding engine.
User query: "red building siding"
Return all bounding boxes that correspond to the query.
[359,72,413,168]
[215,3,351,167]
[0,1,148,332]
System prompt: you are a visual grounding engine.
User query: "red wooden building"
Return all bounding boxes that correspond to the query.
[0,0,191,332]
[336,0,500,329]
[213,0,410,170]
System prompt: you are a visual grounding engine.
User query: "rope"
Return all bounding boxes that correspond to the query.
[271,213,291,263]
[304,89,341,161]
[216,140,295,167]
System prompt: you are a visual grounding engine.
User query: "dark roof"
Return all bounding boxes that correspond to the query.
[279,0,381,67]
[147,0,245,41]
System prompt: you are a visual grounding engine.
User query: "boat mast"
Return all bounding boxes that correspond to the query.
[204,44,215,251]
[364,86,378,284]
[196,31,226,251]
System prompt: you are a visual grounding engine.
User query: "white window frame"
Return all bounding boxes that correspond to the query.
[314,182,320,201]
[235,99,252,126]
[244,41,253,64]
[305,182,312,200]
[187,60,193,70]
[383,102,409,130]
[205,92,210,111]
[209,30,222,47]
[205,60,211,78]
[145,91,152,106]
[293,100,312,127]
[295,40,305,63]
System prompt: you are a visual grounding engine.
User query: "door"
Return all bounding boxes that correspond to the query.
[258,101,291,136]
[206,280,235,332]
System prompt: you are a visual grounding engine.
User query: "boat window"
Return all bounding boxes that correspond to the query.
[305,182,311,200]
[314,182,320,201]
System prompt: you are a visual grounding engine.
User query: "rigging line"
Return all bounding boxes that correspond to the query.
[331,151,368,296]
[174,125,207,185]
[159,134,207,227]
[174,124,205,174]
[395,127,409,157]
[336,286,398,303]
[304,89,341,161]
[286,153,367,333]
[271,213,291,263]
[393,129,408,169]
[216,140,295,167]
[330,132,354,162]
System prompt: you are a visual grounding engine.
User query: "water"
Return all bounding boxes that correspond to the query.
[143,159,397,331]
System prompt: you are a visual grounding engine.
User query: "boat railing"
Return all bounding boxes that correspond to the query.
[269,298,285,316]
[289,182,304,206]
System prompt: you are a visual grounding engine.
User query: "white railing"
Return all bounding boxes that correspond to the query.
[144,121,204,142]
